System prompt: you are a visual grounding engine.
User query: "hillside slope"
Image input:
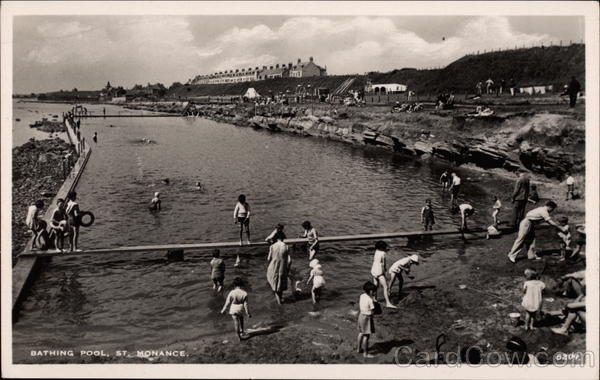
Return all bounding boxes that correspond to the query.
[167,44,586,99]
[367,44,584,94]
[167,76,367,99]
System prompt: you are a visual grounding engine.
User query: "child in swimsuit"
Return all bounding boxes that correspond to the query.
[65,191,81,251]
[221,277,251,341]
[421,199,435,231]
[306,259,325,304]
[301,221,319,260]
[149,192,161,211]
[210,249,225,292]
[233,194,251,246]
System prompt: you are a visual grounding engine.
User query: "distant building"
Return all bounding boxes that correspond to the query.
[258,64,290,80]
[366,83,408,94]
[288,57,327,78]
[191,57,327,85]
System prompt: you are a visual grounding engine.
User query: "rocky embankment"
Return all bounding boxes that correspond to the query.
[29,118,66,133]
[12,138,77,259]
[181,103,585,179]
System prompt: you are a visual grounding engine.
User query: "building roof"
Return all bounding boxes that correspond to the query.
[291,61,325,71]
[260,67,287,76]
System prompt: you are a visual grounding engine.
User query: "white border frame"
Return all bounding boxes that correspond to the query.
[2,2,598,379]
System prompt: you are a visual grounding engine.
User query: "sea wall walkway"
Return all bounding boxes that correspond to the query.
[12,117,92,318]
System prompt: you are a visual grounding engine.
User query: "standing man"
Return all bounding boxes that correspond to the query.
[485,78,494,94]
[567,76,581,108]
[509,78,517,97]
[565,172,575,200]
[511,171,530,228]
[475,82,483,96]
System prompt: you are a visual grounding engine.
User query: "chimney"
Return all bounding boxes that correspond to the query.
[288,62,292,69]
[297,58,301,63]
[310,56,314,62]
[276,64,279,68]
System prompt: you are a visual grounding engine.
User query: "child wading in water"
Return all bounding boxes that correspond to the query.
[439,170,450,192]
[210,249,225,291]
[301,221,319,260]
[307,259,325,304]
[233,194,251,266]
[149,192,161,211]
[521,268,545,330]
[233,194,251,244]
[221,277,251,341]
[388,254,419,298]
[370,241,397,309]
[357,281,379,358]
[421,199,435,231]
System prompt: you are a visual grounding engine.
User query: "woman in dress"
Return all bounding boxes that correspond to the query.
[266,231,289,305]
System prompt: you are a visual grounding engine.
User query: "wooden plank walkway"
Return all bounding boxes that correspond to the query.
[12,119,93,314]
[78,114,180,118]
[18,226,513,258]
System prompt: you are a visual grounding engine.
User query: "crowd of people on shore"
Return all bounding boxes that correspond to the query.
[474,76,582,108]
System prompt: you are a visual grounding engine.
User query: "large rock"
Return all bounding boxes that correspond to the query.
[519,146,582,178]
[413,141,433,155]
[432,141,465,163]
[468,144,508,168]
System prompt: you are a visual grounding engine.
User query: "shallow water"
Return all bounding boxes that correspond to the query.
[13,103,500,360]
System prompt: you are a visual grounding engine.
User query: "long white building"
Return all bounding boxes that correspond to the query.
[190,57,327,85]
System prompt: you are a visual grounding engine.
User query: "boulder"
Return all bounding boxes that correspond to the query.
[432,141,464,162]
[413,141,433,155]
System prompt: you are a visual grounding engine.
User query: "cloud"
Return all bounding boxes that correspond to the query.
[195,16,553,75]
[36,21,93,38]
[14,15,557,92]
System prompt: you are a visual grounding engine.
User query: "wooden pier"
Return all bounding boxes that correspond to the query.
[12,118,92,316]
[78,113,181,118]
[18,226,514,258]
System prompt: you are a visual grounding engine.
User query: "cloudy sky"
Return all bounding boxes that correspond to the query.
[13,15,584,93]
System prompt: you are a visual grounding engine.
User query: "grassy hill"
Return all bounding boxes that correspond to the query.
[370,44,585,94]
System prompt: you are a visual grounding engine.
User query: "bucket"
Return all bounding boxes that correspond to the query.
[509,312,521,327]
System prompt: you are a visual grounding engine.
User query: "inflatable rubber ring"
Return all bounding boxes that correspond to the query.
[78,211,95,227]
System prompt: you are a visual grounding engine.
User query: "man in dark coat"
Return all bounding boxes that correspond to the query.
[567,76,581,108]
[512,172,530,227]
